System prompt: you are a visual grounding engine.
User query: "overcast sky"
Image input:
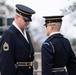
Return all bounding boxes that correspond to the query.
[6,0,70,17]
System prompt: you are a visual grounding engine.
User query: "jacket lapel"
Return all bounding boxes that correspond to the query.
[26,32,34,55]
[9,25,30,48]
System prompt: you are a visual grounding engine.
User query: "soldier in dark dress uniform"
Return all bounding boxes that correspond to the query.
[41,15,76,75]
[0,4,35,75]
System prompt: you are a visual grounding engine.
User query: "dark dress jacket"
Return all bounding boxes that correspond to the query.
[0,25,34,75]
[41,33,76,75]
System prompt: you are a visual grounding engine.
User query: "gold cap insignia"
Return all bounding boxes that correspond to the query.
[3,42,9,51]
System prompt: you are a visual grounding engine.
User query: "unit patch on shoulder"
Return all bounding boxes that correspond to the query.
[3,42,9,51]
[43,42,50,46]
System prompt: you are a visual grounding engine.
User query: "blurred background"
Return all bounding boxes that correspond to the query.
[0,0,76,75]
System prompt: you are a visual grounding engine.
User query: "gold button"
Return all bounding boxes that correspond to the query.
[29,67,31,69]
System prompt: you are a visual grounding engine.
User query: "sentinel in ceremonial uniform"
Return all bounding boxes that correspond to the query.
[0,4,35,75]
[41,16,76,75]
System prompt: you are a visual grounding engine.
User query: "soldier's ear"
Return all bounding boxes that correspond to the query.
[50,25,53,30]
[50,27,52,30]
[16,14,20,19]
[51,24,55,30]
[15,15,18,19]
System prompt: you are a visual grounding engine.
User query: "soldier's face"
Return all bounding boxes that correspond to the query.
[18,15,30,28]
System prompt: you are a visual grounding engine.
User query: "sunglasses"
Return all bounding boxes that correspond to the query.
[18,15,31,22]
[23,17,31,22]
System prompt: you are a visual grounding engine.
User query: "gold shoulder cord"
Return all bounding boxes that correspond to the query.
[50,42,55,53]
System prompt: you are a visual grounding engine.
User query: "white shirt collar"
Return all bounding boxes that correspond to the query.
[49,32,60,37]
[12,21,25,35]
